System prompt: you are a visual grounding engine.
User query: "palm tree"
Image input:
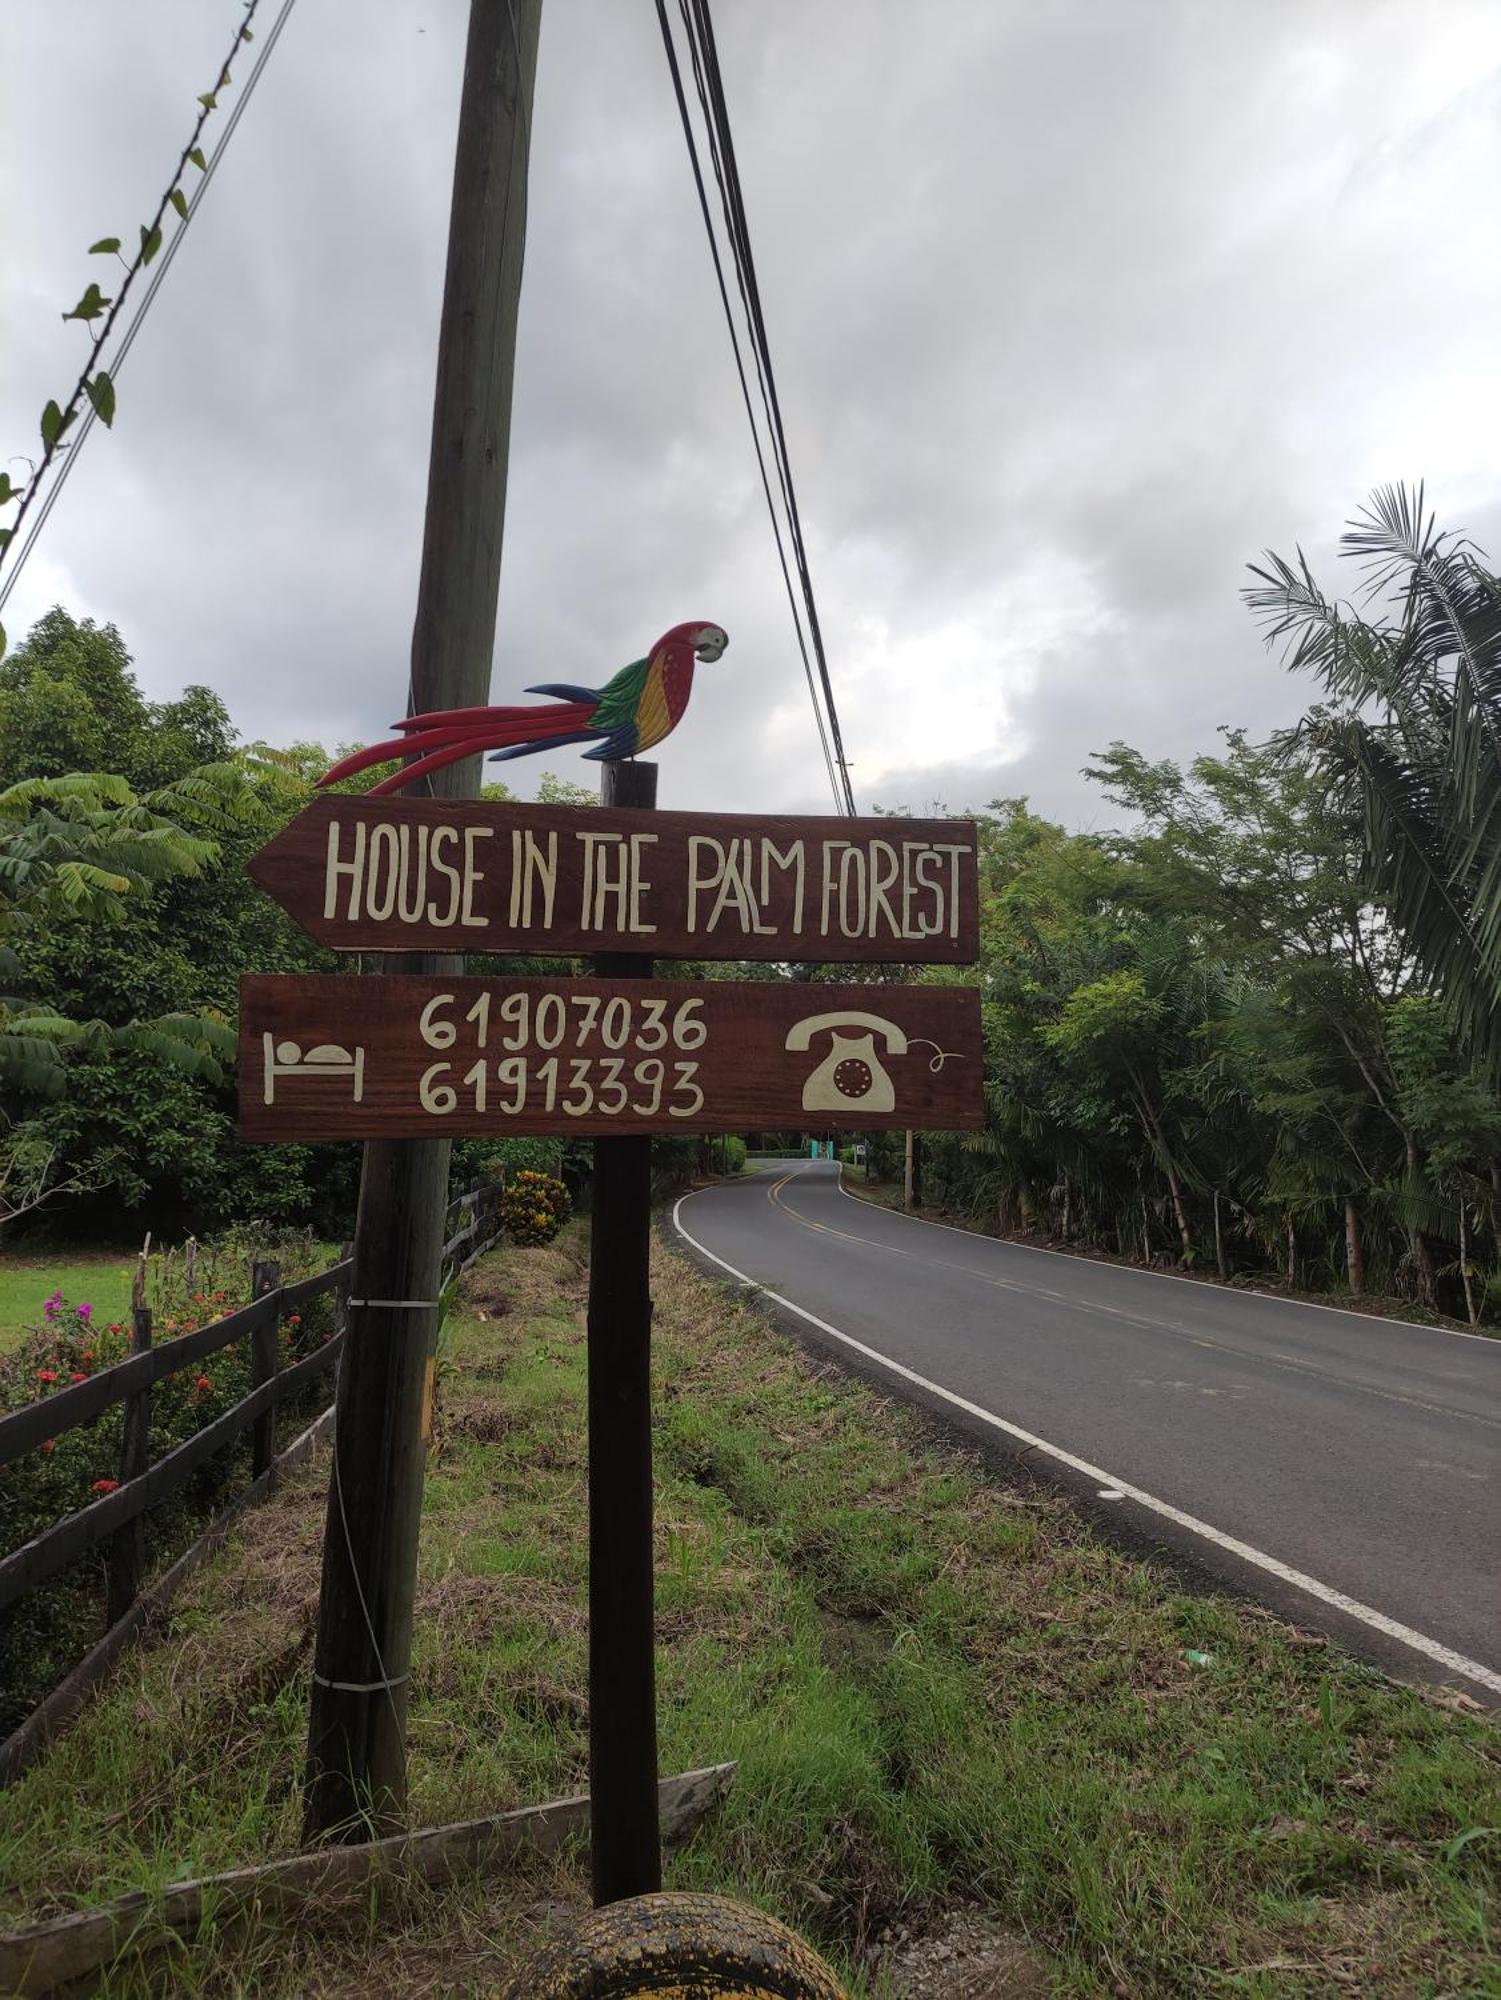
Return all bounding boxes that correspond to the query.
[1245,484,1501,1078]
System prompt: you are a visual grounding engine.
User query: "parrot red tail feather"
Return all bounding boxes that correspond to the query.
[318,702,596,794]
[316,621,728,797]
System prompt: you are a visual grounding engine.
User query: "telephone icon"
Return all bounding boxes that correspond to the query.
[784,1010,908,1114]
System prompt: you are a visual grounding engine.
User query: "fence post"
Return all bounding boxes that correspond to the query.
[250,1259,281,1485]
[107,1297,154,1626]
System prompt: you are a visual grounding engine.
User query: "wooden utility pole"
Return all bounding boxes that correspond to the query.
[586,757,662,1905]
[304,0,542,1841]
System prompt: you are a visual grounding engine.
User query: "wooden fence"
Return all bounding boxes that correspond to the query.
[0,1179,504,1787]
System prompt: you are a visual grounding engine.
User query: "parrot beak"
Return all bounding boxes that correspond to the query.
[692,624,729,662]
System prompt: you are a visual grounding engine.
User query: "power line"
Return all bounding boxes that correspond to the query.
[683,0,857,814]
[0,0,302,620]
[651,0,842,815]
[654,0,857,815]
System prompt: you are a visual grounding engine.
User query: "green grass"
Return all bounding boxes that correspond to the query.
[0,1252,134,1349]
[0,1226,1497,1996]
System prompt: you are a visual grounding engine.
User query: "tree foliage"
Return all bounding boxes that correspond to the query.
[1246,484,1501,1079]
[910,718,1499,1321]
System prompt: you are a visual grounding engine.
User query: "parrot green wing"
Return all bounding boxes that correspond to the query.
[589,656,650,732]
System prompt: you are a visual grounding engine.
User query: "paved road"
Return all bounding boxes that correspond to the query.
[674,1160,1501,1700]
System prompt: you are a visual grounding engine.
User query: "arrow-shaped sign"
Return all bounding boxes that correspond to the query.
[249,797,979,964]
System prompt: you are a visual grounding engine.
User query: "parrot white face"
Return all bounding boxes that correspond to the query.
[692,623,729,662]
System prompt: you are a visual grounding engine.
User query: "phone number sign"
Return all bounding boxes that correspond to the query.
[238,974,983,1141]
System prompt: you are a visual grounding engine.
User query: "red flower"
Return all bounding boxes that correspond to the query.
[287,1314,301,1327]
[40,1439,55,1454]
[36,1369,58,1384]
[194,1375,211,1392]
[70,1371,87,1383]
[91,1478,120,1494]
[83,1349,96,1361]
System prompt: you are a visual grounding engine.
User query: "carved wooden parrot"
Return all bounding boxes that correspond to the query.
[318,621,729,796]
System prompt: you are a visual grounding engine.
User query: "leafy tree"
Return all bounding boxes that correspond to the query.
[0,608,234,789]
[0,770,250,1229]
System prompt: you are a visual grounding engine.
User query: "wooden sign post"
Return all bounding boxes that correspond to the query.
[586,758,661,1905]
[242,793,981,1897]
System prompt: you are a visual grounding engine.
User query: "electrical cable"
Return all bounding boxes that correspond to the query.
[688,0,857,814]
[0,0,302,620]
[676,0,855,814]
[653,0,852,814]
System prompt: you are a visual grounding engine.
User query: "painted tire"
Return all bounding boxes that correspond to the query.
[500,1891,849,1998]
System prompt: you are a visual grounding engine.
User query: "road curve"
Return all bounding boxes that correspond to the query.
[673,1160,1501,1702]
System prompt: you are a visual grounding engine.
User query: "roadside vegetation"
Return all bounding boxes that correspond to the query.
[4,486,1497,1328]
[0,1226,342,1734]
[1,1228,1495,1996]
[857,493,1501,1329]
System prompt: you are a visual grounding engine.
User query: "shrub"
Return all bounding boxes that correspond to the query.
[500,1169,571,1247]
[722,1135,747,1174]
[0,1245,341,1732]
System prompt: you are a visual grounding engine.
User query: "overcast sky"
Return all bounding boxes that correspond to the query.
[3,0,1499,827]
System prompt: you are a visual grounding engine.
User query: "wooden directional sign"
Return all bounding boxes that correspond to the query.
[238,973,983,1141]
[248,798,978,964]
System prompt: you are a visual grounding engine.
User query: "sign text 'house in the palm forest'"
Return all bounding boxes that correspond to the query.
[249,798,978,963]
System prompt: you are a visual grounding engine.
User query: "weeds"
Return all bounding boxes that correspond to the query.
[0,1223,1496,1996]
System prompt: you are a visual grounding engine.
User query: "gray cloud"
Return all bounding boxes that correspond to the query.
[3,0,1498,829]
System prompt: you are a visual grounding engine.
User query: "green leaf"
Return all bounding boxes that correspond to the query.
[169,188,189,221]
[140,222,163,265]
[61,281,110,324]
[89,236,122,255]
[86,371,117,428]
[1444,1826,1498,1864]
[188,147,207,172]
[0,624,6,665]
[241,23,254,39]
[197,91,218,112]
[40,400,63,450]
[0,530,10,553]
[0,472,15,504]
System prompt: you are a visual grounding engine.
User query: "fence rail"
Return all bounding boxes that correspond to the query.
[1,1177,505,1785]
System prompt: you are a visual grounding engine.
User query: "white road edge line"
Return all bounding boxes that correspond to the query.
[672,1185,1501,1699]
[833,1166,1500,1346]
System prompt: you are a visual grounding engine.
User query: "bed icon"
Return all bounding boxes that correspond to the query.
[262,1033,366,1106]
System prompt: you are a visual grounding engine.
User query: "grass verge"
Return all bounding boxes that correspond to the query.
[0,1224,1496,1996]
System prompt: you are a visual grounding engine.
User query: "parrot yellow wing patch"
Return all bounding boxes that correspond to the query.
[635,657,673,749]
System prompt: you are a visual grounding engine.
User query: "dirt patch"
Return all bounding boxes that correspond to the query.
[872,1912,1049,1998]
[463,1281,512,1317]
[447,1396,513,1444]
